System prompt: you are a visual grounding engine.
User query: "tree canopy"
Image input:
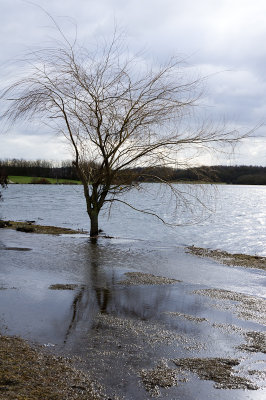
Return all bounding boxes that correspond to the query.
[0,27,249,235]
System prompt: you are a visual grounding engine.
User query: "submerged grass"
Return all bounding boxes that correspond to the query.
[139,360,180,397]
[163,311,207,323]
[140,356,260,396]
[119,272,181,286]
[237,331,266,354]
[173,357,258,390]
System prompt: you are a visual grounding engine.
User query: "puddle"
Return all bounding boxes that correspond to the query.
[0,229,265,399]
[193,288,266,325]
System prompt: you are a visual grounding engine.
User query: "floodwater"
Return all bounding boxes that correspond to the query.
[1,183,266,256]
[0,184,265,399]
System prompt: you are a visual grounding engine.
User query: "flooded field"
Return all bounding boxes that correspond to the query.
[0,184,265,398]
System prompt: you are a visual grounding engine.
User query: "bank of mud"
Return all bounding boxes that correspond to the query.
[187,245,266,271]
[0,220,87,235]
[0,334,105,400]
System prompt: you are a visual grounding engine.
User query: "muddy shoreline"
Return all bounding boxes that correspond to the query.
[1,227,265,398]
[2,221,265,272]
[1,276,265,398]
[0,220,87,235]
[187,245,266,271]
[0,335,105,400]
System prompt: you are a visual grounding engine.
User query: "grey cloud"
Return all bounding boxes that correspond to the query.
[0,0,265,165]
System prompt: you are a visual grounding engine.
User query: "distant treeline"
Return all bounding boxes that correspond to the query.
[143,165,266,185]
[0,159,78,181]
[0,159,266,185]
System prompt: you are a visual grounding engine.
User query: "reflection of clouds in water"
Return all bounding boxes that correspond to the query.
[61,242,210,346]
[1,230,266,397]
[63,241,177,343]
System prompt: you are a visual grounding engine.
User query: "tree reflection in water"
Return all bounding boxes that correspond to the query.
[63,239,174,344]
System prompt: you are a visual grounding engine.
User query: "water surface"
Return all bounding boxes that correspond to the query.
[0,184,265,399]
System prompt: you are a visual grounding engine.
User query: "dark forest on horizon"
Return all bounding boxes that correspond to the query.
[0,159,266,185]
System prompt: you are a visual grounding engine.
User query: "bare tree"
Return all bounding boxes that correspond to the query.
[0,28,248,235]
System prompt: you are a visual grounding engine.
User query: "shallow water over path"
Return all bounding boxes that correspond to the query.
[0,228,265,399]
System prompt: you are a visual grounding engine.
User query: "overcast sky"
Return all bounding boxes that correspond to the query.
[0,0,266,165]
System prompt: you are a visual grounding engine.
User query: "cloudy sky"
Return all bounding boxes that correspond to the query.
[0,0,266,165]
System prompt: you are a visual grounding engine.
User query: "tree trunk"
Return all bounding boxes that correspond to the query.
[90,211,99,236]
